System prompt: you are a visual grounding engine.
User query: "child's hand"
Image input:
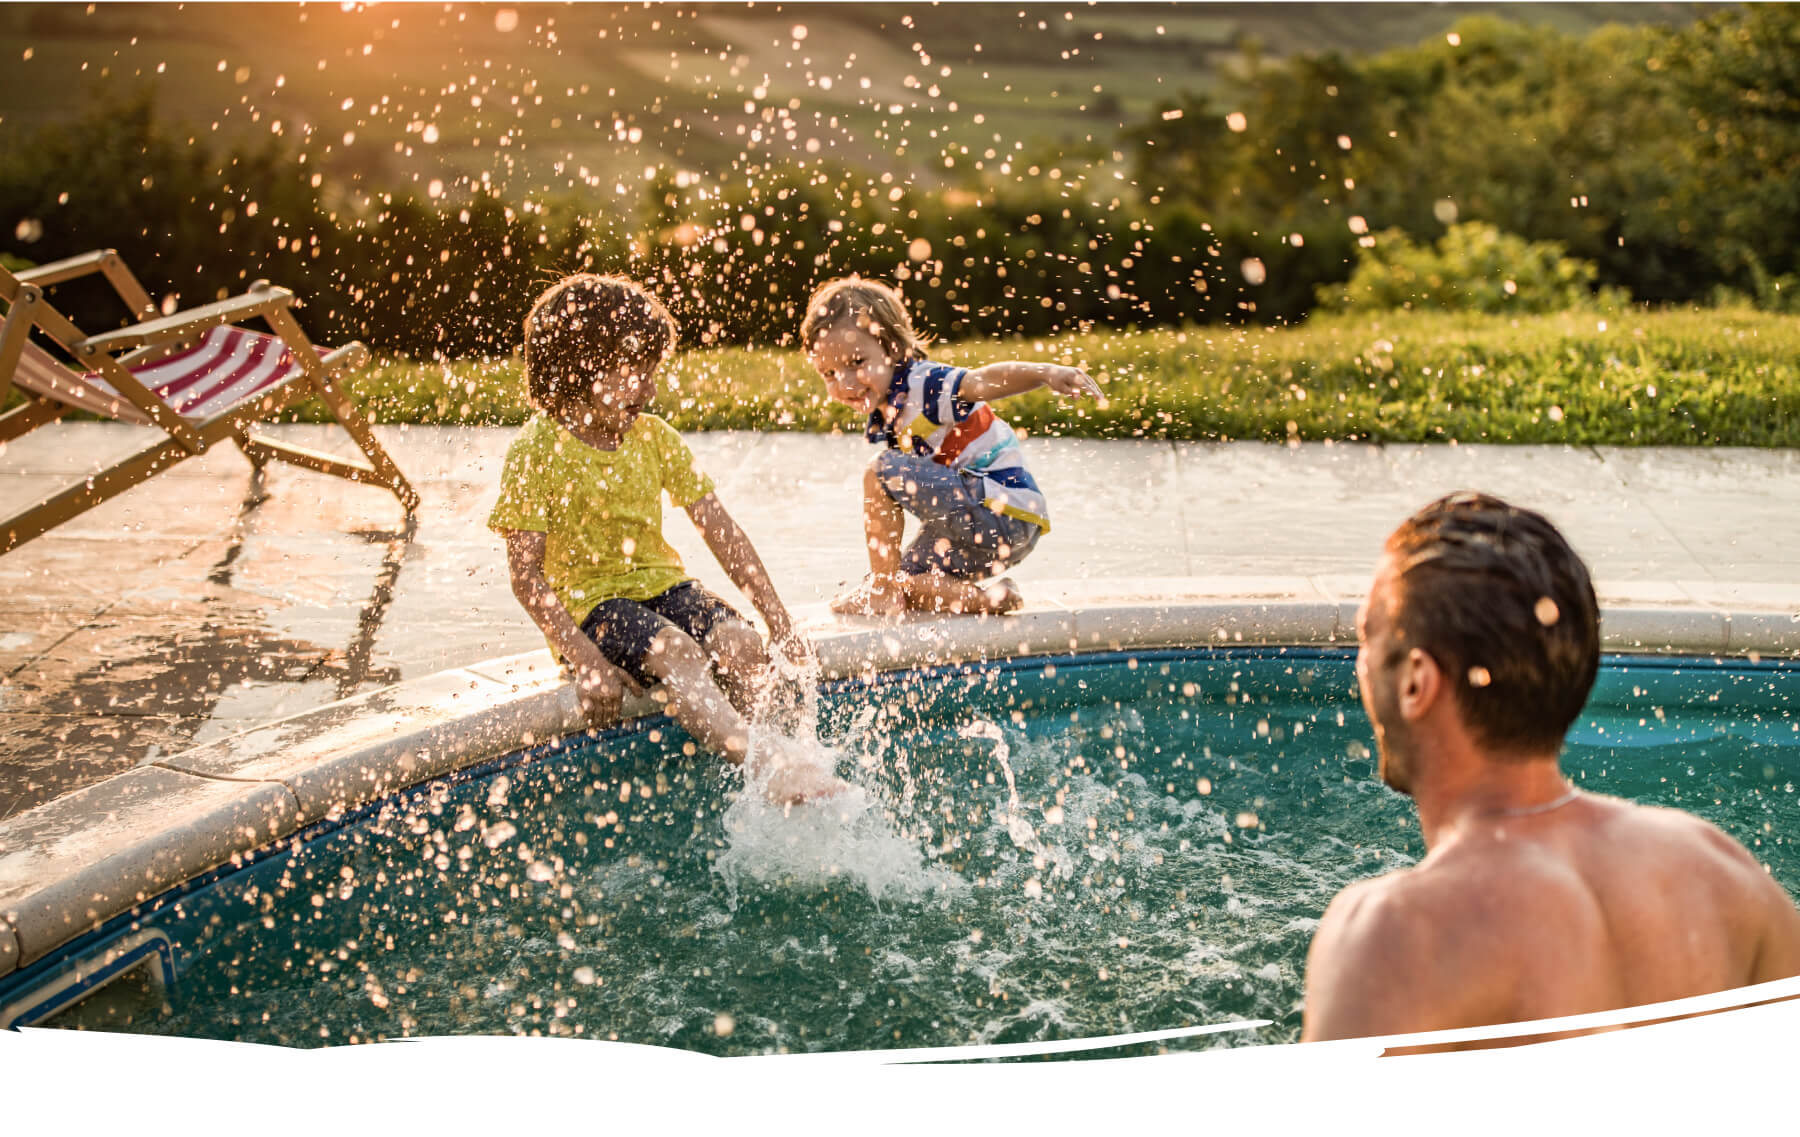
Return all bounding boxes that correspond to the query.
[775,632,817,671]
[573,663,625,725]
[1046,366,1102,399]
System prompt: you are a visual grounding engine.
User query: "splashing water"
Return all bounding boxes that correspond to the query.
[712,650,957,903]
[715,738,962,906]
[960,719,1072,885]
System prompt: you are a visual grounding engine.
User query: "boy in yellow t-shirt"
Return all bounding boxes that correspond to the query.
[490,273,843,804]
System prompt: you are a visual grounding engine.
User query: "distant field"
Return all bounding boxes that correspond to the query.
[0,2,1713,197]
[313,307,1800,448]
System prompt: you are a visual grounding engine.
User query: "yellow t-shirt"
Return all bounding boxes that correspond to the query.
[487,413,716,627]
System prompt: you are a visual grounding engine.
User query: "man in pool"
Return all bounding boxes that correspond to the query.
[1302,491,1800,1046]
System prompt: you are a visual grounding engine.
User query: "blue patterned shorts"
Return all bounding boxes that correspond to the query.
[873,449,1041,579]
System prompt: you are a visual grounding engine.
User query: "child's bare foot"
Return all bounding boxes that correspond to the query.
[748,734,852,805]
[981,577,1024,614]
[829,573,906,617]
[764,760,851,806]
[899,573,1024,615]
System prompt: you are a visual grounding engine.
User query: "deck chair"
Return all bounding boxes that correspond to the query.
[0,249,417,554]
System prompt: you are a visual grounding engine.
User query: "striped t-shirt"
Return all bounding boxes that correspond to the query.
[867,359,1050,532]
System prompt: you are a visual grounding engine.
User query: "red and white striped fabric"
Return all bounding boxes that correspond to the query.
[12,324,326,426]
[105,324,327,421]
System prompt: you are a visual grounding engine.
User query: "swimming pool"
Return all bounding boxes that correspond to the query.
[4,647,1795,1051]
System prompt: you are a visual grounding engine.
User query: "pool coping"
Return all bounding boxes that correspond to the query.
[2,585,1796,981]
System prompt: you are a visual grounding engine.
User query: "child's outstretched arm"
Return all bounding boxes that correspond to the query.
[502,528,630,724]
[959,360,1102,403]
[684,493,808,661]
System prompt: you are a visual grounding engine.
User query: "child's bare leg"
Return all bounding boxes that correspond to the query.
[830,460,908,615]
[707,618,813,734]
[645,626,844,803]
[640,626,753,762]
[701,618,769,717]
[902,572,1023,615]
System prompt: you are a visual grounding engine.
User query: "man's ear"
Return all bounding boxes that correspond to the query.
[1397,647,1443,723]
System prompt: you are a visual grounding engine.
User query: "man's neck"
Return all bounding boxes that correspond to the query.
[1409,742,1571,849]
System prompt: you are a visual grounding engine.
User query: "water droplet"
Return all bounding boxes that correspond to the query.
[1535,596,1561,627]
[482,820,517,848]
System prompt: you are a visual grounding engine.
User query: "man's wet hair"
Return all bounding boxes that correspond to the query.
[522,274,678,416]
[1385,491,1600,756]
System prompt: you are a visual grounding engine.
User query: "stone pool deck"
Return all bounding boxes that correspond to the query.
[2,423,1798,987]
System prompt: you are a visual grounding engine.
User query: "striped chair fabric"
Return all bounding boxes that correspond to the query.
[15,324,326,425]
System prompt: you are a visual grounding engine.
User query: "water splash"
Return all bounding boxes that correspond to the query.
[960,719,1072,883]
[712,653,960,904]
[715,729,961,905]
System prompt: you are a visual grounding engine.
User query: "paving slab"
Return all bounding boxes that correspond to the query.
[1172,439,1417,574]
[1725,612,1800,656]
[817,609,1081,679]
[1597,447,1800,578]
[1599,607,1731,655]
[160,666,550,823]
[1026,440,1190,580]
[0,712,207,822]
[1071,600,1347,652]
[1173,442,1711,582]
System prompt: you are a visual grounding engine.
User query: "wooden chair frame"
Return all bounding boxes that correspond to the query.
[0,249,417,554]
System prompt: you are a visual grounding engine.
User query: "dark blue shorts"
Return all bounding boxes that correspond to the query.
[873,449,1041,580]
[578,581,746,687]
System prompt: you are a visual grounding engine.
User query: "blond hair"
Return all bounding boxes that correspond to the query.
[800,277,931,361]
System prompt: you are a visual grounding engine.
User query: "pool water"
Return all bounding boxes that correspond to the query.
[49,649,1800,1052]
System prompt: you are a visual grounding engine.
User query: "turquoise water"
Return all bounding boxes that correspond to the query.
[85,650,1799,1052]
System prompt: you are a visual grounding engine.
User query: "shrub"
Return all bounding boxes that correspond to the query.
[1318,222,1608,314]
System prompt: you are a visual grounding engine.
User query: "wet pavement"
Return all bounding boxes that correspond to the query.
[4,422,1798,819]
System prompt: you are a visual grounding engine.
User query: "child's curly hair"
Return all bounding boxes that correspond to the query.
[800,277,931,362]
[522,273,678,415]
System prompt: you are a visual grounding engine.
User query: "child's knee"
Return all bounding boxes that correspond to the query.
[641,626,709,681]
[864,453,896,499]
[706,619,767,675]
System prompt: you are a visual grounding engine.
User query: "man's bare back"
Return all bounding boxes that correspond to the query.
[1303,792,1800,1043]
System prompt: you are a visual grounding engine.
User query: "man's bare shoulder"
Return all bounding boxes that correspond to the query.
[1301,864,1506,1040]
[1617,798,1800,942]
[1315,854,1518,947]
[1588,794,1771,883]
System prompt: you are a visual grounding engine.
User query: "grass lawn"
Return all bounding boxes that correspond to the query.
[324,306,1800,447]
